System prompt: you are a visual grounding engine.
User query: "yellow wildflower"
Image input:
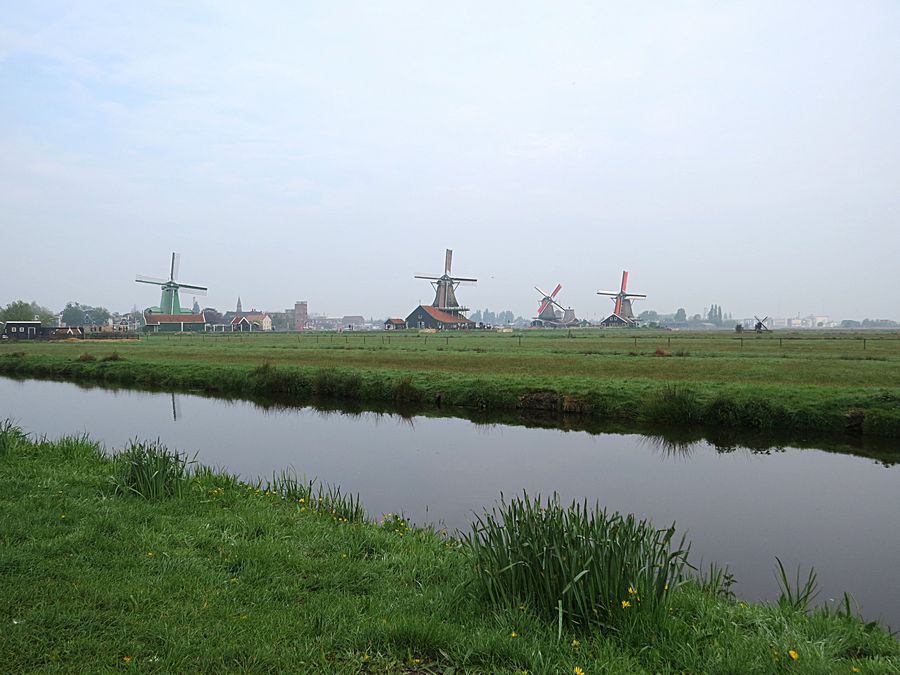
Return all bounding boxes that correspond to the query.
[851,667,860,673]
[788,650,799,661]
[621,600,631,609]
[510,631,518,638]
[122,656,133,664]
[628,586,638,596]
[571,639,581,650]
[574,667,585,675]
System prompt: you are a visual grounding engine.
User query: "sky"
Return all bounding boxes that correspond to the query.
[1,1,898,321]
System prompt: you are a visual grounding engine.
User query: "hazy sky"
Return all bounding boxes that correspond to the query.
[2,1,898,320]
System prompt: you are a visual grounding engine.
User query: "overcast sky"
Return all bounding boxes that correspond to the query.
[2,1,898,321]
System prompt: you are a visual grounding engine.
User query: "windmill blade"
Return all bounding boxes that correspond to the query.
[135,275,167,285]
[414,275,441,280]
[186,289,208,297]
[171,252,181,281]
[535,286,549,297]
[444,249,453,275]
[537,298,550,314]
[597,290,618,296]
[620,270,629,293]
[177,282,207,292]
[449,276,477,282]
[551,283,562,298]
[623,293,647,299]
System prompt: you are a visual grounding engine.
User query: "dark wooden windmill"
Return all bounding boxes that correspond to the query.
[414,249,477,316]
[754,315,771,333]
[597,270,646,326]
[532,283,579,327]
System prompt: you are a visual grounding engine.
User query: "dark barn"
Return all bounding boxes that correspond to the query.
[405,305,474,330]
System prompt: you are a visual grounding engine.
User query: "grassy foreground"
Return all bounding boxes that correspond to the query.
[1,426,897,673]
[1,329,899,437]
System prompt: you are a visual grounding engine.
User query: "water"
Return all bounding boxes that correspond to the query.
[2,376,898,627]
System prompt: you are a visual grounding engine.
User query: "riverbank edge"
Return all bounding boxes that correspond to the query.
[0,353,898,437]
[1,428,897,673]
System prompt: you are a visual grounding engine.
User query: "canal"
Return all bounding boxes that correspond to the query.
[2,376,898,627]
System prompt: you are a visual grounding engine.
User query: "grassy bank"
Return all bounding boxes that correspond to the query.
[1,329,899,436]
[1,425,897,673]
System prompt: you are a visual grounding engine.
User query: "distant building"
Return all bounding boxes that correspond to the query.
[144,312,207,333]
[341,315,366,330]
[2,320,42,339]
[384,318,407,330]
[231,312,272,332]
[295,301,309,331]
[405,305,475,330]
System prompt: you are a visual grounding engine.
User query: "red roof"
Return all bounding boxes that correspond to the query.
[416,305,474,325]
[386,318,406,325]
[145,313,206,325]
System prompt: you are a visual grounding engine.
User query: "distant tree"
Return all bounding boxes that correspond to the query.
[639,310,659,321]
[470,309,482,322]
[735,323,743,333]
[203,308,223,324]
[2,300,36,322]
[674,308,687,322]
[61,303,87,326]
[841,320,861,328]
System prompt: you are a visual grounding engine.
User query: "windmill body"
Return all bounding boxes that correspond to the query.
[598,271,646,326]
[414,249,476,316]
[136,253,208,316]
[531,283,581,327]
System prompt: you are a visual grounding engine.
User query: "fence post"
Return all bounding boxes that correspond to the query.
[634,336,637,348]
[740,337,743,349]
[863,338,867,351]
[668,336,671,347]
[518,335,522,347]
[779,338,782,348]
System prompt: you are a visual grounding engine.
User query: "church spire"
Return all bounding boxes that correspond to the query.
[236,296,242,313]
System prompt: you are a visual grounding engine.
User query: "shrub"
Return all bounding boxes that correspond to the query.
[110,440,192,499]
[0,420,28,456]
[465,494,689,632]
[100,351,124,362]
[78,352,96,362]
[654,347,672,357]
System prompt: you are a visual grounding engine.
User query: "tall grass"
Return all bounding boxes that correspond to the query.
[265,469,365,523]
[110,439,192,499]
[0,420,28,455]
[465,494,689,633]
[775,556,820,612]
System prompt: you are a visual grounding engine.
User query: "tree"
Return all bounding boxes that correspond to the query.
[62,303,87,327]
[674,308,687,322]
[0,301,55,324]
[639,310,659,321]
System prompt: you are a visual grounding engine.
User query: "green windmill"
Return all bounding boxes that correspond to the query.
[135,252,207,315]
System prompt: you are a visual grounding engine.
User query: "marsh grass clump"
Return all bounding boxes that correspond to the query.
[465,494,689,632]
[266,469,365,523]
[775,556,819,613]
[642,385,702,425]
[100,351,124,362]
[78,352,96,362]
[392,375,423,404]
[0,420,28,455]
[111,439,192,499]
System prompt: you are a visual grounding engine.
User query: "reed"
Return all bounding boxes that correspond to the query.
[775,556,820,613]
[110,439,192,499]
[0,420,28,455]
[265,469,365,523]
[465,493,690,633]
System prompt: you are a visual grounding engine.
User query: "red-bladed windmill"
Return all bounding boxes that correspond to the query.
[414,249,477,315]
[597,270,646,326]
[532,283,579,327]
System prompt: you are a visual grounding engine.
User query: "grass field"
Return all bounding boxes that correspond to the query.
[1,329,899,437]
[1,426,897,673]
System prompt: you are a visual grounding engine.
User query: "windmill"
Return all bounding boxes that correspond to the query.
[754,315,771,333]
[135,252,207,315]
[532,283,579,327]
[598,270,646,326]
[414,249,477,315]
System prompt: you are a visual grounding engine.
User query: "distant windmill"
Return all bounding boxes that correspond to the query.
[414,249,477,314]
[598,270,646,326]
[136,252,207,315]
[754,315,771,333]
[533,283,579,327]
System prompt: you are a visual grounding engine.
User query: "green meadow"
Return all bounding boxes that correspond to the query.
[1,329,898,437]
[1,425,897,674]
